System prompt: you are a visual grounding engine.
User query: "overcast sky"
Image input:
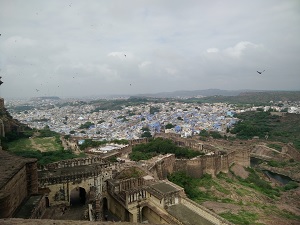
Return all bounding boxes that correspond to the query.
[0,0,299,99]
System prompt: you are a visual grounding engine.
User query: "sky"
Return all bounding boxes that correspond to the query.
[0,0,300,99]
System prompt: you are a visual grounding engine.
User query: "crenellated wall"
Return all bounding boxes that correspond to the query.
[150,151,250,179]
[173,150,249,178]
[148,154,176,180]
[151,133,250,179]
[38,156,106,171]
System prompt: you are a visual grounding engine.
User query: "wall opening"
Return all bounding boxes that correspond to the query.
[45,196,50,207]
[70,187,86,206]
[102,197,120,222]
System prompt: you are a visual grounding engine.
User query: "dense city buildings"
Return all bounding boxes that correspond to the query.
[7,98,299,141]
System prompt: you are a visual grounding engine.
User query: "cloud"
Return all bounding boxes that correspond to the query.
[0,0,299,98]
[224,41,262,58]
[138,61,152,68]
[206,48,219,53]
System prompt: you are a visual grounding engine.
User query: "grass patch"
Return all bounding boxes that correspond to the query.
[219,211,259,225]
[278,210,300,220]
[6,136,84,165]
[232,167,281,198]
[8,137,63,152]
[7,138,32,151]
[267,143,282,151]
[236,188,252,197]
[267,160,288,168]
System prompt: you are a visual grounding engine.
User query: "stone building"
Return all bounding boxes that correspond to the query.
[0,148,44,218]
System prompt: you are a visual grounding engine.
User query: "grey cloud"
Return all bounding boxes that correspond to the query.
[0,0,299,98]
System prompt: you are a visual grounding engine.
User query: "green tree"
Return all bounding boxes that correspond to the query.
[141,131,152,138]
[79,121,94,129]
[165,123,175,129]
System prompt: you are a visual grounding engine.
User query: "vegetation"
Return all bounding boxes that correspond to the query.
[1,126,84,165]
[79,121,95,129]
[150,106,160,114]
[165,123,175,129]
[9,149,82,165]
[168,172,209,200]
[267,143,282,151]
[232,167,280,198]
[79,138,128,150]
[141,127,152,138]
[129,138,203,161]
[219,211,259,225]
[267,160,287,168]
[168,168,299,224]
[283,181,299,191]
[180,91,300,104]
[230,111,300,150]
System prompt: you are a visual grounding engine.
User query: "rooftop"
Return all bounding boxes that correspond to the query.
[150,181,179,194]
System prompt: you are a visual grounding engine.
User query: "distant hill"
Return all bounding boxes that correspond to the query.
[30,96,60,101]
[133,89,300,103]
[135,89,248,98]
[190,91,300,104]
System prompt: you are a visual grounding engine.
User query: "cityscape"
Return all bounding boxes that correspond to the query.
[6,97,299,141]
[1,0,300,224]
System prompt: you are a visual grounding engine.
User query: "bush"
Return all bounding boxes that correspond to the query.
[284,181,299,191]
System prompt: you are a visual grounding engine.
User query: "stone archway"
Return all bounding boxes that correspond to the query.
[141,206,163,224]
[70,187,86,206]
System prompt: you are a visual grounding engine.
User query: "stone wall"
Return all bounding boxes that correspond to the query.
[148,154,176,180]
[30,195,47,219]
[41,168,113,207]
[0,166,28,218]
[37,156,122,171]
[0,98,4,110]
[151,133,250,179]
[180,198,234,225]
[26,161,39,195]
[173,150,249,178]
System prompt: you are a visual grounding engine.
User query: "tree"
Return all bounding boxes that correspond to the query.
[141,127,150,132]
[64,135,70,140]
[79,121,94,129]
[141,131,152,138]
[165,123,175,129]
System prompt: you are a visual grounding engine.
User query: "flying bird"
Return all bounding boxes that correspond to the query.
[124,54,126,57]
[36,89,39,92]
[257,70,265,74]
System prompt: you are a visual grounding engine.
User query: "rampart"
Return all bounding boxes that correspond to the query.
[152,133,250,179]
[148,154,176,179]
[173,150,249,178]
[38,156,106,171]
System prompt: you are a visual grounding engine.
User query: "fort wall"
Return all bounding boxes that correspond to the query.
[180,198,234,225]
[173,151,249,178]
[0,166,28,218]
[38,156,106,171]
[152,133,250,179]
[148,154,176,180]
